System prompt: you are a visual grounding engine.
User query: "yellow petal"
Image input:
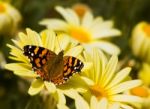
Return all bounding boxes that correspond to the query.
[44,81,56,93]
[40,29,56,51]
[90,96,98,109]
[39,19,68,31]
[82,11,93,29]
[26,28,42,46]
[75,93,89,109]
[111,95,143,103]
[55,6,79,25]
[98,98,108,109]
[7,44,29,63]
[65,45,83,57]
[85,41,120,55]
[57,104,69,109]
[102,55,118,87]
[28,79,44,95]
[57,90,66,104]
[109,80,142,95]
[106,67,131,90]
[55,34,70,53]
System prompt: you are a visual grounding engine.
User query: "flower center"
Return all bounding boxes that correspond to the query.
[69,26,92,43]
[0,3,6,13]
[130,86,149,97]
[90,84,107,100]
[72,4,91,18]
[143,23,150,37]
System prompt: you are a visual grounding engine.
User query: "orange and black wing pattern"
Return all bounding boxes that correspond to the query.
[23,45,56,70]
[63,56,84,81]
[23,45,57,81]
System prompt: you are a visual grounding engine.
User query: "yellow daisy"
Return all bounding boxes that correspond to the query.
[40,6,121,55]
[131,22,150,64]
[77,48,142,108]
[0,1,21,35]
[138,62,150,86]
[5,28,87,108]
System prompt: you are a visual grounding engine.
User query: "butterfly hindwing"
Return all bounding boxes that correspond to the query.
[63,56,84,80]
[50,56,84,85]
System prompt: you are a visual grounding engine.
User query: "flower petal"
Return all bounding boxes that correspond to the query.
[7,44,29,63]
[57,90,66,104]
[39,19,68,31]
[109,80,142,95]
[84,41,120,55]
[26,28,42,46]
[92,48,107,83]
[40,29,56,51]
[106,67,131,90]
[65,45,83,57]
[98,98,108,109]
[119,103,134,109]
[90,96,98,109]
[75,93,89,109]
[55,6,79,25]
[57,104,69,109]
[82,11,93,29]
[102,55,118,87]
[5,63,36,77]
[109,103,120,109]
[55,34,70,53]
[44,81,56,93]
[28,79,44,95]
[111,95,143,103]
[91,21,121,38]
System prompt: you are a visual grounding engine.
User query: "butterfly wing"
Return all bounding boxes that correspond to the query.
[23,45,57,80]
[63,56,84,79]
[50,56,84,85]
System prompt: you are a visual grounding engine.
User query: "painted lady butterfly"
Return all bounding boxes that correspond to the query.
[23,45,84,85]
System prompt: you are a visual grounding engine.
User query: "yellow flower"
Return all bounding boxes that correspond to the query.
[0,1,21,35]
[77,48,142,108]
[40,6,121,55]
[138,63,150,86]
[5,28,87,109]
[131,22,150,64]
[130,86,150,109]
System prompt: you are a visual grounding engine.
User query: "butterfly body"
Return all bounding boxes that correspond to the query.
[23,45,84,85]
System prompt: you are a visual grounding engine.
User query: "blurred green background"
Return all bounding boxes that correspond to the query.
[0,0,150,109]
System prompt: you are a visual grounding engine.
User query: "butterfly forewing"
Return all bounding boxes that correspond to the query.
[24,45,56,70]
[23,45,57,80]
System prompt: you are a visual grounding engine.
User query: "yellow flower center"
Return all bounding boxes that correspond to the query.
[143,23,150,37]
[69,26,92,43]
[0,3,6,13]
[130,86,149,97]
[90,84,107,100]
[72,3,91,18]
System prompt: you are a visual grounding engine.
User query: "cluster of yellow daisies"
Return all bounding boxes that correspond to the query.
[3,2,150,109]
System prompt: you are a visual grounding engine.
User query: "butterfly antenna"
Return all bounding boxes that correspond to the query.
[56,34,62,51]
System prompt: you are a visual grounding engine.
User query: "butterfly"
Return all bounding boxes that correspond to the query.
[23,45,84,85]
